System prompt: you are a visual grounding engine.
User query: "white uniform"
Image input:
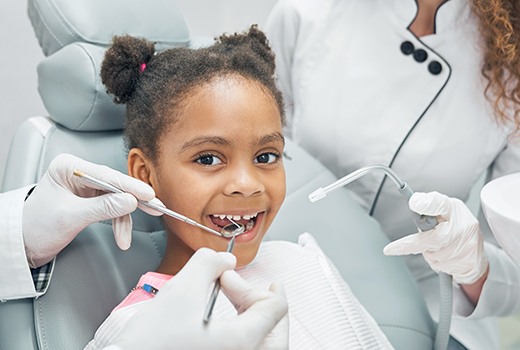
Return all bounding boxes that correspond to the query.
[265,0,520,348]
[0,186,46,301]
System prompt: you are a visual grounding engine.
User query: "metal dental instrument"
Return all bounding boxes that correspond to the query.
[308,164,438,231]
[73,170,226,237]
[308,164,451,350]
[74,170,248,322]
[220,221,246,238]
[203,218,244,324]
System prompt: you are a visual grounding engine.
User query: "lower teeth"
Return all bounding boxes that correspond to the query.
[245,219,254,231]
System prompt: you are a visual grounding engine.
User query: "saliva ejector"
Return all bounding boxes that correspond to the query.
[309,164,452,350]
[309,164,438,231]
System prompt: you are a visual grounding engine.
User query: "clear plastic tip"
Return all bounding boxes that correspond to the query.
[308,187,327,202]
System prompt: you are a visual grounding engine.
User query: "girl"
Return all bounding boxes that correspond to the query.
[84,26,394,349]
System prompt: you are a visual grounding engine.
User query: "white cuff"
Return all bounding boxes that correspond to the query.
[453,242,520,318]
[0,185,39,301]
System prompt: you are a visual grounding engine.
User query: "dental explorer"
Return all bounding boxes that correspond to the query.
[308,164,451,350]
[72,170,245,238]
[203,218,244,324]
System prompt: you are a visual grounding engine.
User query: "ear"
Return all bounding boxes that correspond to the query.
[128,148,157,188]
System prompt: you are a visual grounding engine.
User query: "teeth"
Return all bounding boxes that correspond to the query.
[212,212,259,221]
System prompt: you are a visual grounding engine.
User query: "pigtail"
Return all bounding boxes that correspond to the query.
[100,35,155,104]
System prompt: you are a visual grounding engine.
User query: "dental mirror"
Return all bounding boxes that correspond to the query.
[220,222,245,238]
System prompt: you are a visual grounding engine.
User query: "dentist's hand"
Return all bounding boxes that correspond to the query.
[22,154,157,267]
[384,191,489,285]
[111,248,289,350]
[220,269,289,349]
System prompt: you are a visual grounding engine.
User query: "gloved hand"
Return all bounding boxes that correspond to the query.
[111,248,289,350]
[383,191,489,285]
[220,269,289,349]
[22,154,158,267]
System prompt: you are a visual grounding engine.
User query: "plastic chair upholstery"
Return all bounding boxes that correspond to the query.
[0,0,436,349]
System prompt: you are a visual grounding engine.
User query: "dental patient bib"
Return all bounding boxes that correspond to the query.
[85,233,393,350]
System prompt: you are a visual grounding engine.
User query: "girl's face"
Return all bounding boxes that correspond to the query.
[129,75,286,271]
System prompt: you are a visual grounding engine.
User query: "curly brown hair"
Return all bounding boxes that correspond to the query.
[471,0,520,131]
[100,25,285,162]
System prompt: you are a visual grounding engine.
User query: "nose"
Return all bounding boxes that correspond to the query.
[223,164,265,197]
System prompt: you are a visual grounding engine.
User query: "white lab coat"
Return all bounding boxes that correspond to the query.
[265,0,520,348]
[0,185,45,300]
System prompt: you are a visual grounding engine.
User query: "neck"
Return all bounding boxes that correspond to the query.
[156,233,193,276]
[409,0,448,37]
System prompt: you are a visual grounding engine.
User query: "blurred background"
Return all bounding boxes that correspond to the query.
[0,0,277,185]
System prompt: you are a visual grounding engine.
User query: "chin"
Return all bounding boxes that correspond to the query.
[235,246,261,267]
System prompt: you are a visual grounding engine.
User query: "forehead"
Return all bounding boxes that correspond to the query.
[174,75,283,131]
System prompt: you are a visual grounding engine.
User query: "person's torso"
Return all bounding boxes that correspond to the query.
[285,0,513,243]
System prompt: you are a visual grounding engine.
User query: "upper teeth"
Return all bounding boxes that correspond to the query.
[212,213,258,220]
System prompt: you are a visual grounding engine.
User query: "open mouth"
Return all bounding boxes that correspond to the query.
[209,212,259,234]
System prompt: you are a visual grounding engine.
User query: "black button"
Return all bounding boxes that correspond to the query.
[400,41,414,55]
[428,61,442,75]
[413,49,428,63]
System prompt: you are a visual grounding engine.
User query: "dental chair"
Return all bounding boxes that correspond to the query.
[0,0,436,349]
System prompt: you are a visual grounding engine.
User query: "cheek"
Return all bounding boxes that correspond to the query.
[154,171,202,212]
[271,170,287,212]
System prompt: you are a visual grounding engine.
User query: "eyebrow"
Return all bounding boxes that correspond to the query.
[180,132,285,151]
[257,132,285,146]
[181,136,229,151]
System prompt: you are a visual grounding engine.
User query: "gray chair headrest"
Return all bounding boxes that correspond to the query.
[29,0,192,131]
[28,0,191,56]
[37,43,126,131]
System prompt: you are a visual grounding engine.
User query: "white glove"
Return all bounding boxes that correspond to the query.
[22,154,157,267]
[220,270,289,349]
[111,248,289,350]
[383,191,489,285]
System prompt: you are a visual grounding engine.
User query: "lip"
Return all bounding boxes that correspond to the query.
[206,211,266,243]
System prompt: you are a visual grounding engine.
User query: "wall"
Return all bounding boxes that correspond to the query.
[0,0,278,185]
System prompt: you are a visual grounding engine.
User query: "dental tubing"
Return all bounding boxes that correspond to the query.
[309,164,438,231]
[309,164,451,350]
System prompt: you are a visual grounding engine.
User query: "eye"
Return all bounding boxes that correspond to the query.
[255,152,280,164]
[196,153,223,166]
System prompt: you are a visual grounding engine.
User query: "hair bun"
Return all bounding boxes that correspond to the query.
[218,25,276,74]
[100,35,155,104]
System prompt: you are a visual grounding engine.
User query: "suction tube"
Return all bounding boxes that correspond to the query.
[309,164,451,350]
[309,165,438,231]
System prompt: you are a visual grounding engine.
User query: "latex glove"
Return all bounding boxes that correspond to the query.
[220,270,289,349]
[384,191,488,285]
[112,248,289,350]
[22,153,158,267]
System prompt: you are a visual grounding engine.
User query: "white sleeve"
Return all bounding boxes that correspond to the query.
[0,185,42,300]
[488,135,520,181]
[452,242,520,318]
